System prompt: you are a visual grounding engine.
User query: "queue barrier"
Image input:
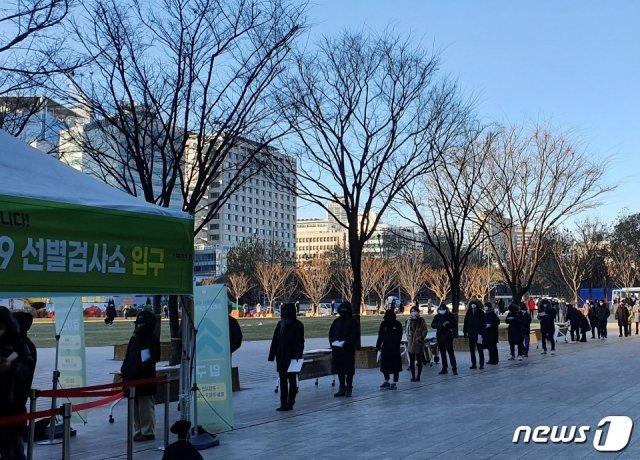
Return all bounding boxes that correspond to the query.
[0,375,173,460]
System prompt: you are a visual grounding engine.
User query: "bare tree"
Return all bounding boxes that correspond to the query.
[424,268,450,307]
[297,257,331,316]
[477,124,613,303]
[372,262,397,312]
[608,253,636,290]
[255,261,294,314]
[550,219,606,304]
[461,265,498,302]
[275,31,466,344]
[397,127,492,316]
[227,272,252,308]
[396,254,425,305]
[334,265,353,304]
[360,256,385,314]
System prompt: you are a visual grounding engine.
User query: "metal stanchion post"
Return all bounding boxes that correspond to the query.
[127,386,135,460]
[27,389,38,460]
[61,403,71,460]
[164,376,170,450]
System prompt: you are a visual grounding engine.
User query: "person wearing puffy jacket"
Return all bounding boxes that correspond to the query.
[431,305,457,375]
[505,304,524,360]
[537,299,556,355]
[463,299,485,370]
[595,300,610,339]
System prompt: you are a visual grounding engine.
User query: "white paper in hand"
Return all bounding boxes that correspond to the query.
[376,351,381,363]
[140,349,151,363]
[287,359,304,373]
[331,340,345,347]
[476,335,483,345]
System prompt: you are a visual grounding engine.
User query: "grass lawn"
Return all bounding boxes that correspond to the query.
[29,314,539,348]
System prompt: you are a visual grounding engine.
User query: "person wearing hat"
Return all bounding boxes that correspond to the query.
[431,304,457,375]
[0,306,35,460]
[121,310,160,442]
[463,298,486,370]
[537,299,556,355]
[161,420,203,460]
[376,308,403,389]
[329,302,358,397]
[483,302,500,365]
[268,303,305,411]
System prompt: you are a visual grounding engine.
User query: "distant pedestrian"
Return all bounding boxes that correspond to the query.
[121,311,160,442]
[105,298,117,325]
[228,303,243,357]
[505,304,524,360]
[268,303,304,411]
[519,304,531,357]
[566,303,581,342]
[595,300,610,339]
[431,305,457,375]
[484,302,500,365]
[537,299,556,355]
[405,306,427,381]
[329,302,358,397]
[497,298,505,315]
[463,299,485,370]
[632,300,640,335]
[586,300,598,339]
[527,297,536,317]
[615,302,630,337]
[162,305,169,319]
[376,309,403,389]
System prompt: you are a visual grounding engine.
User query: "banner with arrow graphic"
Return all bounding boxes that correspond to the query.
[193,284,233,432]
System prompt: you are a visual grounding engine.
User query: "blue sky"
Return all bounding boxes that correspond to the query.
[297,0,640,224]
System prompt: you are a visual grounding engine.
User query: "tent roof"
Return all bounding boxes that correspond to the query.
[0,129,190,220]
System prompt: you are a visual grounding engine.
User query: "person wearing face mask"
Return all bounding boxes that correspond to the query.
[121,310,161,442]
[537,299,556,355]
[329,302,359,397]
[431,305,457,375]
[268,303,305,411]
[483,302,500,365]
[0,306,35,460]
[463,299,485,370]
[595,299,610,339]
[405,306,427,381]
[376,309,403,389]
[505,304,524,360]
[519,303,531,357]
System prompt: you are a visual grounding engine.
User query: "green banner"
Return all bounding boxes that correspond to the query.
[54,297,87,422]
[193,284,233,433]
[0,195,193,294]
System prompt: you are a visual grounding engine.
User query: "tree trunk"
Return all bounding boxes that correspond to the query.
[349,231,363,349]
[450,272,462,337]
[168,295,182,366]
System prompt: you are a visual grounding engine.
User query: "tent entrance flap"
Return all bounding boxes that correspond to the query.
[0,194,193,295]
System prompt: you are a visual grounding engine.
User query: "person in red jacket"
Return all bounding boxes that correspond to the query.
[527,297,536,317]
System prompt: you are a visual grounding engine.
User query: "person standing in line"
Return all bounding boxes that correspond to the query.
[579,309,590,342]
[228,303,243,357]
[566,303,581,343]
[519,303,532,357]
[505,304,524,360]
[484,302,501,365]
[632,299,640,335]
[329,302,358,397]
[121,311,160,442]
[463,299,485,370]
[586,300,598,339]
[595,299,610,339]
[431,305,457,375]
[537,300,556,355]
[376,309,403,389]
[615,301,630,337]
[268,303,304,411]
[405,305,427,382]
[527,297,536,318]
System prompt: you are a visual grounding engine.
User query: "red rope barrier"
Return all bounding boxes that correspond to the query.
[71,392,124,413]
[36,375,167,398]
[38,389,124,398]
[0,408,61,427]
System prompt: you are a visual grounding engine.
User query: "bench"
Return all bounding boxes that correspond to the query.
[275,349,334,393]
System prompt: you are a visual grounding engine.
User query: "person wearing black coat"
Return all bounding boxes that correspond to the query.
[537,300,556,355]
[161,420,203,460]
[329,302,359,397]
[228,304,243,356]
[431,305,457,375]
[586,300,598,339]
[519,303,532,357]
[376,309,403,389]
[484,302,500,365]
[615,303,630,337]
[505,304,524,360]
[595,300,610,339]
[566,303,582,342]
[579,312,590,342]
[0,307,35,460]
[121,310,161,442]
[105,298,117,325]
[463,299,486,369]
[268,303,304,411]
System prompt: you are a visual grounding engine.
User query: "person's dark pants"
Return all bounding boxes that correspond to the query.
[486,342,499,363]
[599,320,607,338]
[337,373,354,388]
[570,323,580,341]
[278,371,298,407]
[0,433,26,460]
[541,330,555,351]
[635,322,639,335]
[469,339,484,367]
[409,352,423,380]
[626,323,631,336]
[509,341,524,357]
[383,371,399,382]
[438,338,456,371]
[523,333,530,356]
[590,320,598,338]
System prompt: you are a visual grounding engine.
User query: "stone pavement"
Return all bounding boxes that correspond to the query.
[29,324,640,459]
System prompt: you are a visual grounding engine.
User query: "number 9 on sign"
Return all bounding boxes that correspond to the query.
[0,236,14,269]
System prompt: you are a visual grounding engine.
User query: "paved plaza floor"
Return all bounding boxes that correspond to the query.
[29,324,640,459]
